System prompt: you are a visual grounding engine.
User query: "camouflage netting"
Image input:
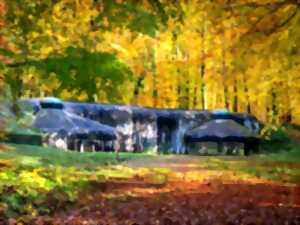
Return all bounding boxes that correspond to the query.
[184,119,260,155]
[33,98,116,140]
[24,97,261,153]
[185,119,258,143]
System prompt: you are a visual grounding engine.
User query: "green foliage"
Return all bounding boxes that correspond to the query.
[33,47,133,102]
[1,0,177,104]
[127,8,158,37]
[268,128,290,143]
[0,48,15,59]
[0,166,92,217]
[94,0,172,37]
[261,126,293,153]
[0,144,155,217]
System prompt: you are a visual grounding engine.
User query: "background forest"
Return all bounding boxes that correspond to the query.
[0,1,300,224]
[0,0,299,125]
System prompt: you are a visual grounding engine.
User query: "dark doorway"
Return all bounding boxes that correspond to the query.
[157,117,177,153]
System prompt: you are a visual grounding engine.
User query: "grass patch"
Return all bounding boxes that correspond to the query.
[267,148,300,163]
[0,142,299,220]
[0,144,153,168]
[0,144,157,218]
[202,146,300,184]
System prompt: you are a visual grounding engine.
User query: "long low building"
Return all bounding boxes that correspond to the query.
[26,98,261,154]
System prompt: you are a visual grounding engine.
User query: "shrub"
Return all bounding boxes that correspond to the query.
[260,125,293,153]
[0,166,92,218]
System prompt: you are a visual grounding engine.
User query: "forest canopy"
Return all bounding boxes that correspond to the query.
[0,0,299,125]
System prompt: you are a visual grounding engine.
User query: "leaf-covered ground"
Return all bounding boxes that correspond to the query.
[51,180,300,225]
[0,144,300,225]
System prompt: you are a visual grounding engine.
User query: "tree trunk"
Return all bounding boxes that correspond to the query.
[150,45,158,107]
[221,27,229,110]
[199,18,206,110]
[282,78,292,124]
[8,71,23,118]
[233,76,238,112]
[133,73,145,105]
[271,86,278,124]
[242,73,251,114]
[200,63,206,110]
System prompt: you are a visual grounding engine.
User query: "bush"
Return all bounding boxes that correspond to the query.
[260,126,293,153]
[0,166,92,218]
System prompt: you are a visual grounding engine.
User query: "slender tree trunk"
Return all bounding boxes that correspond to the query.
[282,71,292,124]
[200,18,206,110]
[266,105,270,123]
[271,86,278,124]
[193,86,198,109]
[7,68,23,117]
[222,65,229,110]
[200,63,206,110]
[221,27,229,110]
[242,73,251,113]
[10,38,29,117]
[150,45,158,107]
[233,76,238,112]
[133,73,145,105]
[12,91,21,117]
[87,92,96,103]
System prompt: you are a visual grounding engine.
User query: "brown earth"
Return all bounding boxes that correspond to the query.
[8,155,300,225]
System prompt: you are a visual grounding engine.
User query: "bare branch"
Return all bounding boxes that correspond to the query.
[234,4,298,46]
[239,5,283,39]
[225,0,298,10]
[266,6,298,34]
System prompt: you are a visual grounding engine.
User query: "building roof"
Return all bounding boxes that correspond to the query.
[185,119,258,143]
[33,106,116,141]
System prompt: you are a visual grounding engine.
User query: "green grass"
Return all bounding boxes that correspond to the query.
[267,147,300,163]
[0,144,159,217]
[202,144,300,183]
[0,144,154,168]
[0,142,299,218]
